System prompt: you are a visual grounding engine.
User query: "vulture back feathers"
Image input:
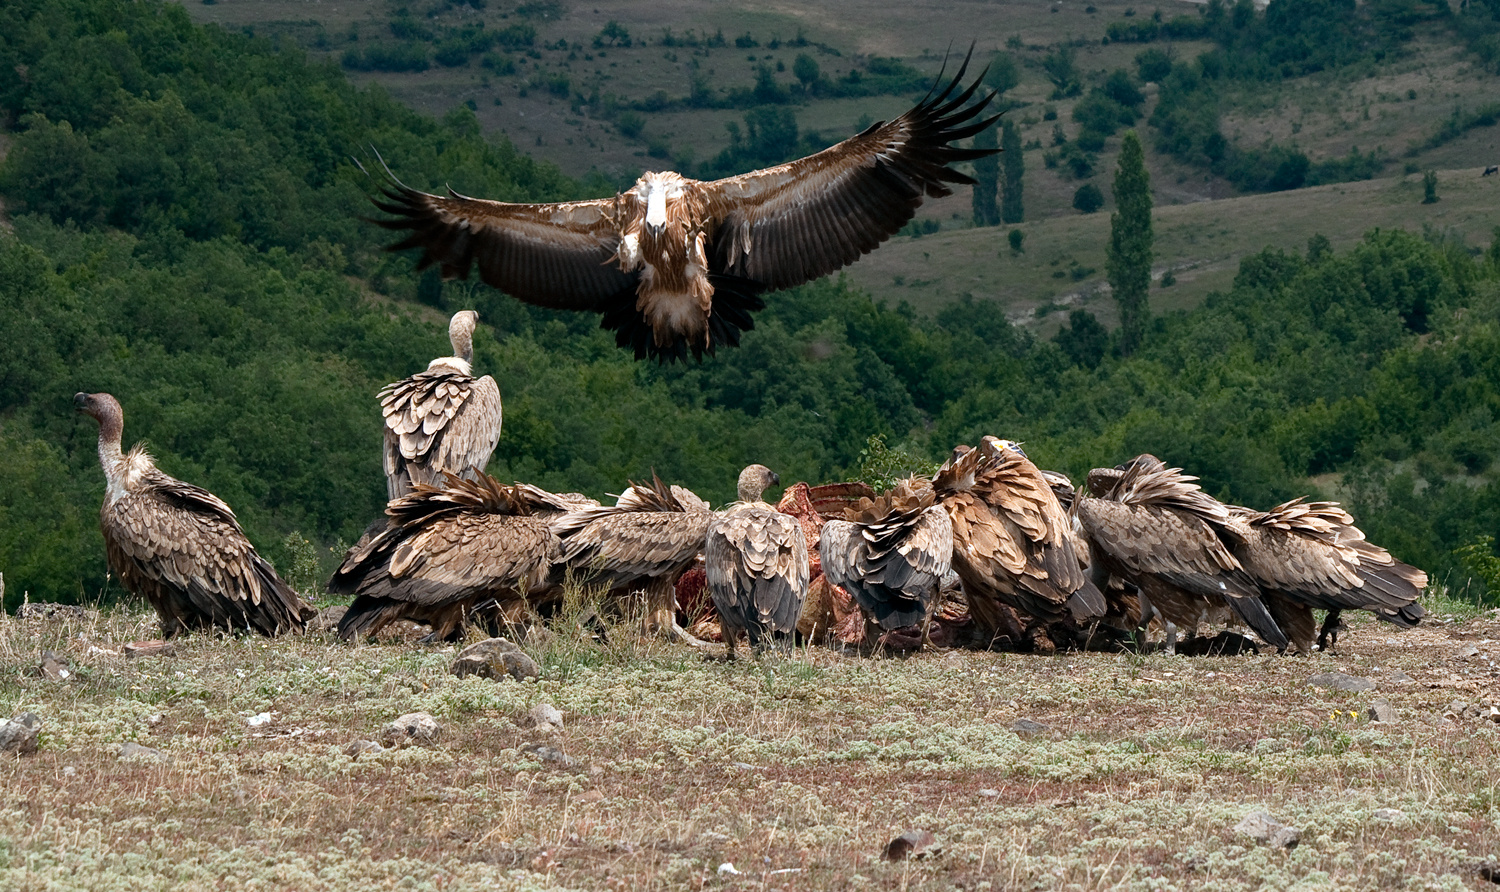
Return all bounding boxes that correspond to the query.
[705,465,810,655]
[367,50,999,362]
[380,310,503,499]
[330,472,557,641]
[75,392,315,638]
[819,478,953,631]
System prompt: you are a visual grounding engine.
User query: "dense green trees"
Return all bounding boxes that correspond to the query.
[1000,120,1025,225]
[971,124,1000,227]
[1108,132,1154,355]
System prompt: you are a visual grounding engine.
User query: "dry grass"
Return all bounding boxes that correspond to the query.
[3,595,1500,890]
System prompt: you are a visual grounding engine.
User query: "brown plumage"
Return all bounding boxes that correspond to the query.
[820,478,953,632]
[1226,499,1425,652]
[367,52,998,362]
[1074,455,1289,650]
[932,438,1103,651]
[75,392,315,638]
[550,475,712,639]
[329,472,557,642]
[705,465,810,657]
[380,310,502,499]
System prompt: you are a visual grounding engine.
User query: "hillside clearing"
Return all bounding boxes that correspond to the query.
[3,602,1499,890]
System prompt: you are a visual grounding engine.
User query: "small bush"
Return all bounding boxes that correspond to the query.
[1073,183,1105,213]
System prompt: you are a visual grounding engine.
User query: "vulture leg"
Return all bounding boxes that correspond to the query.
[1317,609,1345,653]
[639,578,712,647]
[1162,620,1179,657]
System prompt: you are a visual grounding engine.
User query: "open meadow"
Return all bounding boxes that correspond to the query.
[4,599,1500,891]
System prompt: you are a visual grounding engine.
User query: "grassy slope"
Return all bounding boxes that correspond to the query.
[2,605,1499,890]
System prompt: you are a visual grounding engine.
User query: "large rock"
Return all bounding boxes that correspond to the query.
[0,712,41,755]
[305,605,347,634]
[451,638,540,682]
[1234,810,1300,850]
[1307,672,1375,693]
[383,712,442,747]
[117,741,171,764]
[527,703,564,733]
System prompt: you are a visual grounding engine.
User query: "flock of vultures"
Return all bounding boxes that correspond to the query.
[71,307,1427,658]
[65,55,1427,657]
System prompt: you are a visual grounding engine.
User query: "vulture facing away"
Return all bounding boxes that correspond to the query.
[705,465,810,657]
[368,52,999,362]
[380,310,502,499]
[1074,455,1288,651]
[75,392,315,638]
[1226,499,1425,652]
[550,475,712,642]
[819,477,953,636]
[933,437,1104,652]
[329,472,557,642]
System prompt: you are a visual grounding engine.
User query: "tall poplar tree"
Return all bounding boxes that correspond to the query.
[1000,119,1024,224]
[971,123,1000,226]
[1107,130,1153,355]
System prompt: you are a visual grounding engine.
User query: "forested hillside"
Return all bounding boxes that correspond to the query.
[0,0,1498,612]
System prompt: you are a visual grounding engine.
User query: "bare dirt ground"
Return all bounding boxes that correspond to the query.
[3,596,1498,891]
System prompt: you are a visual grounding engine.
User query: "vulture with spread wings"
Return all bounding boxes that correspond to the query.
[368,52,998,362]
[1226,499,1425,652]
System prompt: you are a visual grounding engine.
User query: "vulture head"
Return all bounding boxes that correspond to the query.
[448,309,479,365]
[736,464,781,504]
[1085,467,1124,498]
[980,436,1028,460]
[1040,470,1076,510]
[75,392,124,439]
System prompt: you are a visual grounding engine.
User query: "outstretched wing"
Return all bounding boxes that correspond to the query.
[368,166,636,310]
[703,50,998,291]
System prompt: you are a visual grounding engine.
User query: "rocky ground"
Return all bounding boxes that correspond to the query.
[2,598,1498,890]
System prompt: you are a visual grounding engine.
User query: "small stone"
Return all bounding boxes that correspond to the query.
[1307,672,1375,693]
[124,640,176,659]
[37,651,72,681]
[246,712,273,728]
[578,790,604,803]
[343,739,384,757]
[1384,670,1413,683]
[451,638,541,682]
[382,712,442,747]
[523,743,578,768]
[883,829,940,861]
[1234,810,1299,850]
[1475,859,1500,883]
[528,703,563,733]
[1460,644,1480,658]
[305,605,347,635]
[1372,808,1406,823]
[62,766,76,777]
[117,741,171,764]
[978,789,1001,798]
[0,713,42,755]
[1366,699,1397,723]
[716,863,741,876]
[1489,705,1500,724]
[1010,718,1049,738]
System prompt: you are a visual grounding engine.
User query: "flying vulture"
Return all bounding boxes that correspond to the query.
[1226,499,1425,652]
[1074,455,1289,651]
[380,309,502,499]
[705,464,810,657]
[74,392,316,638]
[932,437,1105,653]
[329,472,558,641]
[367,52,999,362]
[550,474,712,642]
[819,477,953,639]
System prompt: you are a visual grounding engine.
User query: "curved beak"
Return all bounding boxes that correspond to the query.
[73,392,89,411]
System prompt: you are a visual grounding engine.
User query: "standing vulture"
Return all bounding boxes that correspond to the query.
[550,475,712,642]
[329,472,557,642]
[74,392,315,638]
[705,465,809,657]
[1075,455,1289,651]
[932,437,1104,652]
[819,477,953,639]
[368,52,998,362]
[380,309,502,499]
[1226,499,1426,653]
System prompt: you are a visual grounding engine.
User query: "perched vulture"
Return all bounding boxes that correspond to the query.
[932,437,1104,652]
[368,52,999,362]
[1226,499,1425,652]
[74,392,315,638]
[1074,455,1289,651]
[550,474,712,642]
[819,477,953,636]
[329,472,557,642]
[705,465,810,657]
[380,310,502,499]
